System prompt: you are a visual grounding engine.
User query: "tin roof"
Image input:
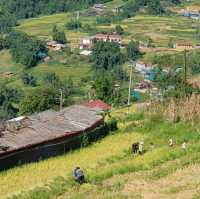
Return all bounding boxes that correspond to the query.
[0,105,103,156]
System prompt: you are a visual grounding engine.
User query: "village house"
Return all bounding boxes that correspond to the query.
[174,42,194,50]
[80,34,122,49]
[0,103,111,171]
[181,10,200,20]
[135,61,155,73]
[93,4,107,12]
[134,80,152,94]
[47,41,67,51]
[80,37,93,49]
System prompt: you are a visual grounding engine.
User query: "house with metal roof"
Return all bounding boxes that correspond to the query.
[0,105,106,170]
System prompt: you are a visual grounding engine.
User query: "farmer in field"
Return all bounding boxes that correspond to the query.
[168,138,174,147]
[132,142,139,154]
[149,142,155,151]
[73,167,85,184]
[138,141,144,155]
[181,140,187,149]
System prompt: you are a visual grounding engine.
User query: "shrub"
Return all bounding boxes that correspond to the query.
[107,117,118,131]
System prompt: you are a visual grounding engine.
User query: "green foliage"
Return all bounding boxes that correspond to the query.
[147,0,165,15]
[65,19,82,30]
[93,72,114,103]
[6,31,47,67]
[0,0,112,20]
[21,72,37,87]
[92,41,125,70]
[115,25,124,35]
[126,40,141,61]
[0,12,17,33]
[81,132,89,148]
[0,35,9,50]
[52,25,67,44]
[107,117,118,131]
[191,64,200,75]
[19,86,58,114]
[0,82,20,120]
[43,72,60,87]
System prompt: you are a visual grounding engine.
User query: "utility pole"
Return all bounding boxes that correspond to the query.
[59,89,63,111]
[184,49,187,96]
[76,11,79,21]
[128,61,134,114]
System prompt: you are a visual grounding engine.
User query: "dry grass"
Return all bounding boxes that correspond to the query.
[148,95,200,123]
[0,130,142,199]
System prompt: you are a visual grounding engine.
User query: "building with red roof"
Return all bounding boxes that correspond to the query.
[83,100,111,112]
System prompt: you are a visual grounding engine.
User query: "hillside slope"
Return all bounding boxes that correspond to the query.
[1,105,200,199]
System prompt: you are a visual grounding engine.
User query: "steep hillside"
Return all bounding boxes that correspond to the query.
[1,105,200,199]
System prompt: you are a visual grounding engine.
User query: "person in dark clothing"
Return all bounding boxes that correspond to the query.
[73,167,85,184]
[132,142,139,154]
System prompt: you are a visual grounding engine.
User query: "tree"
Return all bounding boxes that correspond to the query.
[7,31,47,67]
[43,72,60,87]
[147,0,165,15]
[52,25,67,44]
[0,12,17,33]
[19,86,58,114]
[92,41,125,70]
[115,25,124,35]
[93,72,114,103]
[126,40,141,61]
[21,72,37,86]
[0,83,20,119]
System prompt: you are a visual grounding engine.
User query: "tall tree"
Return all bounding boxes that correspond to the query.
[147,0,165,15]
[6,31,47,67]
[52,25,67,44]
[92,41,124,70]
[126,40,141,61]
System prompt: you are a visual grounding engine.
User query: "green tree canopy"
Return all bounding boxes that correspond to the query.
[6,31,47,67]
[19,86,58,114]
[126,40,141,61]
[92,41,125,70]
[52,25,67,44]
[0,83,20,120]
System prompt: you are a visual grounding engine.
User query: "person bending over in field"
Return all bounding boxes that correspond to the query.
[73,167,85,184]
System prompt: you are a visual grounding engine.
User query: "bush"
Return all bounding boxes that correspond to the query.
[115,25,124,35]
[107,117,118,131]
[21,72,37,86]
